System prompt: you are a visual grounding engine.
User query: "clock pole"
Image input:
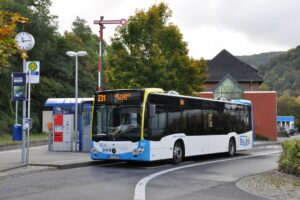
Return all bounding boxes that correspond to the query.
[15,32,35,166]
[21,52,28,165]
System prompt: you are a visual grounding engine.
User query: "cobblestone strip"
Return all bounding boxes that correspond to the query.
[236,171,300,200]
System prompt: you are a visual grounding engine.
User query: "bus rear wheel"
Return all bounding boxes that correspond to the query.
[172,141,184,164]
[228,138,236,157]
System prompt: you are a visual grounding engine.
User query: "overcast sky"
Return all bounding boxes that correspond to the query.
[50,0,300,59]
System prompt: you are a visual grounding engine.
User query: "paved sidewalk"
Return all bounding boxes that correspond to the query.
[0,145,100,172]
[253,134,300,147]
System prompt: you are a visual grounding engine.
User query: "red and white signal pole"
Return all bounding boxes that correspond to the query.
[94,16,127,91]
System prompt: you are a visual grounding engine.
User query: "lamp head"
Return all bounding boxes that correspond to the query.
[66,51,76,57]
[78,51,87,57]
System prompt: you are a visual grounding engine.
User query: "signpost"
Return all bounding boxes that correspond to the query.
[26,61,40,83]
[94,16,127,91]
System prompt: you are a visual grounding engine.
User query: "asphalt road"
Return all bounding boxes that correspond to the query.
[0,145,280,200]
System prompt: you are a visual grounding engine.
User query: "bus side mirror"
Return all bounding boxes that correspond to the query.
[148,104,156,118]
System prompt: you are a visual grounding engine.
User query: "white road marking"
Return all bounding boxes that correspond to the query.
[133,150,281,200]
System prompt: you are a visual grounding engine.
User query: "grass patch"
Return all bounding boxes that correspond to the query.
[0,133,48,145]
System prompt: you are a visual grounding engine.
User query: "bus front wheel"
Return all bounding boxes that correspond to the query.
[172,141,184,164]
[228,138,236,157]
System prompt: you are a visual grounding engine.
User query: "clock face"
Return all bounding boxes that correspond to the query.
[15,32,35,51]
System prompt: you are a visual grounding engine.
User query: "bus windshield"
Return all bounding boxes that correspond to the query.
[93,105,142,142]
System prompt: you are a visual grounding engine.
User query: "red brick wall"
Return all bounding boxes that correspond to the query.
[244,91,277,141]
[197,91,277,141]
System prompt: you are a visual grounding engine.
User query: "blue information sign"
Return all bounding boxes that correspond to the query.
[12,72,26,101]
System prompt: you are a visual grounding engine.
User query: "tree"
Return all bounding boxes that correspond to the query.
[0,0,63,133]
[259,46,300,96]
[277,92,300,129]
[104,3,207,95]
[0,10,28,70]
[65,17,99,96]
[259,83,270,91]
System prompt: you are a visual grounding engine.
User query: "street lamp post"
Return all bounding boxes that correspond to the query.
[66,51,87,151]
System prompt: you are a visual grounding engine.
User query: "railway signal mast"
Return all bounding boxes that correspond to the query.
[94,16,127,91]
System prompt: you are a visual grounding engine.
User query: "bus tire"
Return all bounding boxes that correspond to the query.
[228,138,236,157]
[172,141,184,164]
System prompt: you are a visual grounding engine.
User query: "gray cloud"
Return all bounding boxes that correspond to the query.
[171,0,300,47]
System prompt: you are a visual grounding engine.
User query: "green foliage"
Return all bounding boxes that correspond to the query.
[104,3,207,95]
[237,51,285,69]
[259,83,270,91]
[259,46,300,96]
[0,1,208,134]
[0,9,29,70]
[277,93,300,128]
[254,134,269,141]
[279,140,300,176]
[0,1,98,133]
[241,47,300,129]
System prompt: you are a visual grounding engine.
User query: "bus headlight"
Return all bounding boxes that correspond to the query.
[132,147,144,156]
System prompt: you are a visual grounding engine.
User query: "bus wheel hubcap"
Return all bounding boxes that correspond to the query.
[174,146,182,158]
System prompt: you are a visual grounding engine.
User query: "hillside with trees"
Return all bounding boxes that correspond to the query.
[0,1,207,134]
[238,47,300,128]
[259,46,300,96]
[237,51,285,69]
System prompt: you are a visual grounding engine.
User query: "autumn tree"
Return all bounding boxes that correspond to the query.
[104,3,207,95]
[0,10,28,70]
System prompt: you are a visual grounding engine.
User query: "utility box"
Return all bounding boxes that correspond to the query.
[53,113,74,151]
[12,124,22,141]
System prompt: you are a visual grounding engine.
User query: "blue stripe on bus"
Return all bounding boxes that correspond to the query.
[91,140,150,161]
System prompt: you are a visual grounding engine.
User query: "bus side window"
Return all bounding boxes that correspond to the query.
[150,105,167,140]
[202,110,213,134]
[168,106,182,134]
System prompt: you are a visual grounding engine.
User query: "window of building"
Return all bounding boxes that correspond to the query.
[213,74,244,100]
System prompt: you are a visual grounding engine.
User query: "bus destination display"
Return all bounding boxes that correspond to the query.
[96,91,141,105]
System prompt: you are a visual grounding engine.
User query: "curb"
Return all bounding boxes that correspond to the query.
[30,160,103,170]
[0,161,103,182]
[0,140,48,151]
[0,166,57,182]
[253,141,281,147]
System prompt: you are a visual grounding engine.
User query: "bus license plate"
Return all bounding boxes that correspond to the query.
[109,155,120,160]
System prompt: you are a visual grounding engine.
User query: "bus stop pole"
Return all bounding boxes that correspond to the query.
[21,58,27,164]
[26,71,31,166]
[15,101,18,124]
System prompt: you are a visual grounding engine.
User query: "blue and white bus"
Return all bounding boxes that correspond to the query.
[90,88,253,164]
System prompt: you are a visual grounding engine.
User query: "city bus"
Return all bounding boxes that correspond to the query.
[90,88,253,164]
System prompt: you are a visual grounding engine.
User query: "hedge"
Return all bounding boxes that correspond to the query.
[278,139,300,176]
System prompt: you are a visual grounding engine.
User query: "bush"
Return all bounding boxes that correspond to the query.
[0,111,15,135]
[278,140,300,176]
[254,134,269,141]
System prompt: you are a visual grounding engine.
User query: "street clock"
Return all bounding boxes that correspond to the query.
[15,32,35,51]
